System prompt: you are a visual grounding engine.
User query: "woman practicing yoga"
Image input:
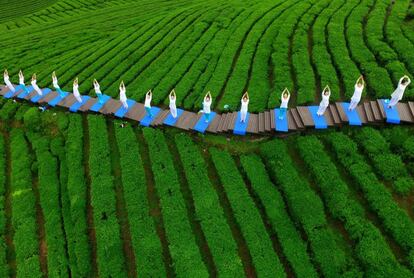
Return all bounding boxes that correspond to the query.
[387,75,411,109]
[240,92,249,123]
[317,85,331,116]
[279,88,290,120]
[349,76,364,111]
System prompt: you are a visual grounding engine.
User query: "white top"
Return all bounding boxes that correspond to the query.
[280,93,290,109]
[351,84,363,102]
[31,79,42,95]
[120,88,127,102]
[145,94,152,107]
[73,83,80,97]
[19,74,24,85]
[391,77,411,101]
[169,95,176,109]
[4,74,14,91]
[203,98,212,114]
[94,82,102,94]
[52,77,59,88]
[240,99,249,112]
[320,91,330,107]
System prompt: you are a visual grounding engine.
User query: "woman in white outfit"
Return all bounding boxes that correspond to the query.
[279,88,290,120]
[349,76,364,111]
[73,78,82,103]
[145,90,153,118]
[202,92,212,123]
[19,70,30,94]
[4,70,15,92]
[387,76,411,108]
[240,92,249,123]
[169,89,177,118]
[52,71,66,98]
[31,74,43,96]
[317,85,331,116]
[93,79,104,103]
[119,81,128,109]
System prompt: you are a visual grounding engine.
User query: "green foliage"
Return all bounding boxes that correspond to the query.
[143,128,208,277]
[114,125,165,276]
[326,132,414,269]
[240,154,318,278]
[0,137,8,277]
[27,133,69,277]
[209,147,286,277]
[353,127,414,195]
[87,115,127,277]
[297,135,410,277]
[175,134,244,276]
[9,129,42,277]
[260,139,359,277]
[65,115,91,276]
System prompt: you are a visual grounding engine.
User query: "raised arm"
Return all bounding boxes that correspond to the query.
[32,73,37,82]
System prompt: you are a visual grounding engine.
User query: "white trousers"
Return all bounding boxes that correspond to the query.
[74,94,82,103]
[121,99,128,109]
[170,106,177,118]
[388,97,399,108]
[349,99,359,110]
[5,80,15,92]
[240,110,247,122]
[317,105,328,116]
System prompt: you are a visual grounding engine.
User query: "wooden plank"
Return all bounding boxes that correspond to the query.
[247,113,259,134]
[100,99,122,115]
[270,109,275,129]
[296,106,314,127]
[39,91,58,104]
[186,113,200,130]
[287,110,297,131]
[206,114,221,133]
[370,101,383,121]
[175,111,191,130]
[57,94,76,108]
[151,109,170,126]
[0,85,8,96]
[363,102,375,122]
[226,112,237,132]
[264,111,271,132]
[356,105,368,124]
[290,108,304,129]
[408,102,414,118]
[24,90,38,101]
[329,105,341,125]
[217,113,228,132]
[376,99,386,118]
[335,102,348,122]
[324,108,334,126]
[397,103,414,123]
[124,103,145,122]
[79,98,97,112]
[258,113,265,133]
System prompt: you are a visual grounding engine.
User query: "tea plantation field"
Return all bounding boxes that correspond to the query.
[1,0,414,277]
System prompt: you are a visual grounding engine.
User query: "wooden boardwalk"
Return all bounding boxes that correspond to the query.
[1,85,413,135]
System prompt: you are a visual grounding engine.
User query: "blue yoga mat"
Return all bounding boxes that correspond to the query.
[114,99,136,118]
[16,85,34,99]
[233,112,249,135]
[4,84,23,98]
[140,107,161,127]
[89,94,111,112]
[30,88,52,103]
[308,106,327,129]
[69,96,90,112]
[48,91,69,107]
[193,112,216,134]
[274,109,288,132]
[381,99,400,124]
[341,102,362,126]
[164,108,184,126]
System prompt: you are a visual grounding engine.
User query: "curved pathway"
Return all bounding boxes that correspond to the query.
[1,84,413,135]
